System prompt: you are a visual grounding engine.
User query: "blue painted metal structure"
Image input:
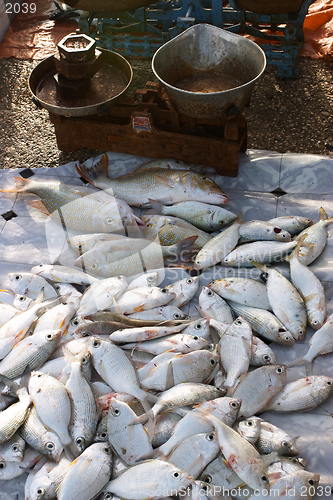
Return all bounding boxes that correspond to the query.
[78,0,314,77]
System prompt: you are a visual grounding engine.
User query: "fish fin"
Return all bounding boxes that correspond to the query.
[27,200,51,216]
[284,234,312,261]
[64,443,78,461]
[235,213,242,224]
[154,175,177,188]
[261,451,279,466]
[0,373,20,395]
[146,199,165,215]
[75,153,109,186]
[305,361,314,376]
[250,260,267,271]
[165,236,199,267]
[303,293,317,303]
[286,356,307,368]
[0,176,31,193]
[319,207,328,220]
[165,359,175,390]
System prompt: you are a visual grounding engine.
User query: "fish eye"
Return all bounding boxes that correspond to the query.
[91,263,98,270]
[246,420,253,426]
[111,407,121,416]
[218,220,225,225]
[106,218,113,224]
[82,355,90,364]
[100,432,107,439]
[260,272,268,281]
[298,329,304,335]
[201,177,207,180]
[326,381,332,386]
[205,433,214,441]
[261,475,268,483]
[103,446,111,454]
[186,278,193,284]
[12,444,19,451]
[46,442,55,450]
[308,480,314,486]
[78,244,82,250]
[146,223,152,228]
[172,471,180,478]
[207,290,214,297]
[0,461,5,469]
[193,336,199,340]
[76,436,85,446]
[55,284,61,291]
[37,373,43,378]
[235,318,242,325]
[202,475,212,484]
[173,313,181,319]
[263,355,271,361]
[281,441,289,447]
[194,322,202,330]
[18,296,26,301]
[93,339,101,348]
[104,494,113,499]
[210,359,216,365]
[14,274,22,280]
[313,319,319,325]
[46,333,53,340]
[276,366,284,374]
[202,484,209,492]
[161,288,168,293]
[230,401,238,408]
[71,318,80,327]
[37,488,45,495]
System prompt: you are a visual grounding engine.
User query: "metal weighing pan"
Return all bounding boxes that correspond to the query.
[152,24,266,120]
[29,49,133,117]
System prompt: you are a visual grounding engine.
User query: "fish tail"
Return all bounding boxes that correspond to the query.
[286,355,312,368]
[27,200,51,216]
[146,199,165,215]
[164,235,199,267]
[250,260,267,271]
[0,176,31,193]
[75,153,109,186]
[319,207,328,220]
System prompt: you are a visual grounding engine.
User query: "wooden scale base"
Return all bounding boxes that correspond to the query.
[50,82,247,177]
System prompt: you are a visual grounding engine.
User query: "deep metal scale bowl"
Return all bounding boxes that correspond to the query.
[29,49,133,117]
[152,24,266,120]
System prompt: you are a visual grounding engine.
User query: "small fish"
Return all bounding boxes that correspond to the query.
[264,375,333,412]
[76,153,228,207]
[0,447,41,481]
[250,336,276,366]
[198,286,234,324]
[20,405,63,462]
[193,215,242,270]
[266,456,306,482]
[287,313,333,368]
[107,286,176,315]
[57,443,113,500]
[214,316,253,392]
[255,419,299,456]
[122,332,209,355]
[252,262,307,340]
[164,275,200,308]
[8,271,58,300]
[76,275,128,317]
[67,232,128,256]
[222,240,298,267]
[0,432,25,462]
[141,214,212,248]
[227,301,294,346]
[239,220,291,242]
[267,216,313,236]
[205,414,270,493]
[296,207,333,265]
[232,365,287,417]
[247,470,320,500]
[127,305,187,321]
[107,398,153,465]
[109,324,188,343]
[285,240,326,329]
[147,199,237,232]
[25,453,71,500]
[28,371,72,449]
[181,319,211,340]
[0,381,31,443]
[12,294,34,311]
[31,263,99,285]
[208,277,271,311]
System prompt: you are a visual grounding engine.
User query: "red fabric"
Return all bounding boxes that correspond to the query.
[0,0,332,59]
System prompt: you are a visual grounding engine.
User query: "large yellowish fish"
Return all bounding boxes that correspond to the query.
[76,153,228,207]
[1,177,143,232]
[73,236,199,277]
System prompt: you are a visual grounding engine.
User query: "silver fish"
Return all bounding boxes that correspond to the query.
[0,432,25,462]
[25,453,71,500]
[31,263,99,285]
[8,272,58,300]
[267,216,313,236]
[198,287,234,324]
[234,417,261,444]
[165,275,200,308]
[222,240,298,267]
[239,220,291,242]
[208,277,271,311]
[232,365,287,417]
[250,336,276,366]
[255,419,299,456]
[296,207,333,265]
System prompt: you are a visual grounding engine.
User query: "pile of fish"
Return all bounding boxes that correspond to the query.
[0,155,332,500]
